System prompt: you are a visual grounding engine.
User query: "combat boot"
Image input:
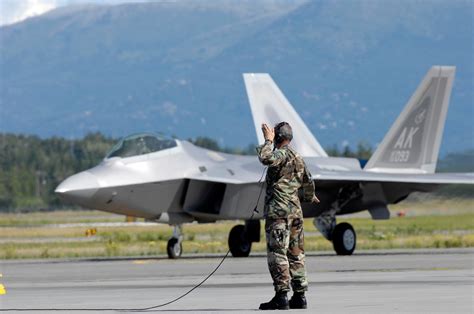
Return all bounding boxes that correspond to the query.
[259,291,289,310]
[289,291,307,309]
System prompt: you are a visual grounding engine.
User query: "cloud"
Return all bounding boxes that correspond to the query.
[0,0,57,25]
[160,101,178,116]
[302,90,320,101]
[0,0,159,26]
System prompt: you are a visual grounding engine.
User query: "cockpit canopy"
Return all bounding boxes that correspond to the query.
[106,133,177,159]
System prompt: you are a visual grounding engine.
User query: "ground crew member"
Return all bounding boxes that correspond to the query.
[257,122,319,310]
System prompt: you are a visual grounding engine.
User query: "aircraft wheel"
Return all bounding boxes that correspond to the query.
[167,238,182,259]
[228,224,251,257]
[332,222,356,255]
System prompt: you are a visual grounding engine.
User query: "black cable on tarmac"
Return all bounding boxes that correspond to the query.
[0,168,267,312]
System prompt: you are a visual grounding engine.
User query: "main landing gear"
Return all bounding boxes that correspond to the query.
[166,217,356,258]
[167,184,362,258]
[166,220,261,259]
[228,220,261,257]
[167,225,183,259]
[314,212,357,255]
[314,185,362,255]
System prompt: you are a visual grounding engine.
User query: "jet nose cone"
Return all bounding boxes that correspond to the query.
[55,172,100,205]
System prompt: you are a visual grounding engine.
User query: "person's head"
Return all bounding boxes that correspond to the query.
[274,122,293,147]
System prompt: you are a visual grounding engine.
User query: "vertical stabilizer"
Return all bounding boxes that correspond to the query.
[243,73,327,157]
[365,66,455,173]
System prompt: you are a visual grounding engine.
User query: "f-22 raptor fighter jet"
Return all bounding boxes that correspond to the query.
[56,66,473,258]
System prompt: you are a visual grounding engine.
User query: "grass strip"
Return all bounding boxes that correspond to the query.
[1,212,473,259]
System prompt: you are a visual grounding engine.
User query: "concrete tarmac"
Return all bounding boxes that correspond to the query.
[0,249,473,313]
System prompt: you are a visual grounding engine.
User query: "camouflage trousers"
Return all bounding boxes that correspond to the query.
[265,217,308,293]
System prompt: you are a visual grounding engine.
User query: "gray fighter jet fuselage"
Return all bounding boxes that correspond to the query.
[56,136,385,221]
[56,66,473,258]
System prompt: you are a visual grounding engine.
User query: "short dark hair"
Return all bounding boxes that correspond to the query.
[274,122,293,143]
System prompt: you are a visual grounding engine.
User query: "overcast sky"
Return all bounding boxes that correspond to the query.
[0,0,160,26]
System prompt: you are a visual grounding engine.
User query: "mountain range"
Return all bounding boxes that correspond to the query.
[0,0,472,154]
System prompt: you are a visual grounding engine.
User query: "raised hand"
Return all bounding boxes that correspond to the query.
[261,123,275,142]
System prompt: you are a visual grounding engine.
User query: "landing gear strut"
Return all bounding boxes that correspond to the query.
[167,225,183,259]
[314,214,357,256]
[314,185,362,256]
[228,220,260,257]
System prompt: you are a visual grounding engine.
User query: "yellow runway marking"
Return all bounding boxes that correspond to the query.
[0,274,5,295]
[132,260,150,265]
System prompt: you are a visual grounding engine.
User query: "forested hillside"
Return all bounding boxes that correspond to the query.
[0,133,116,210]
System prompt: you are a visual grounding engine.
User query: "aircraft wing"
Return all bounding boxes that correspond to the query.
[181,149,265,185]
[181,163,472,221]
[184,173,258,185]
[182,144,474,186]
[313,170,474,185]
[185,169,474,186]
[182,147,474,186]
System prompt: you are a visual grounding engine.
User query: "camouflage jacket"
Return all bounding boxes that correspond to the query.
[256,140,315,219]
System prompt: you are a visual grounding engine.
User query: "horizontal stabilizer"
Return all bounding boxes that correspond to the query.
[243,73,327,157]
